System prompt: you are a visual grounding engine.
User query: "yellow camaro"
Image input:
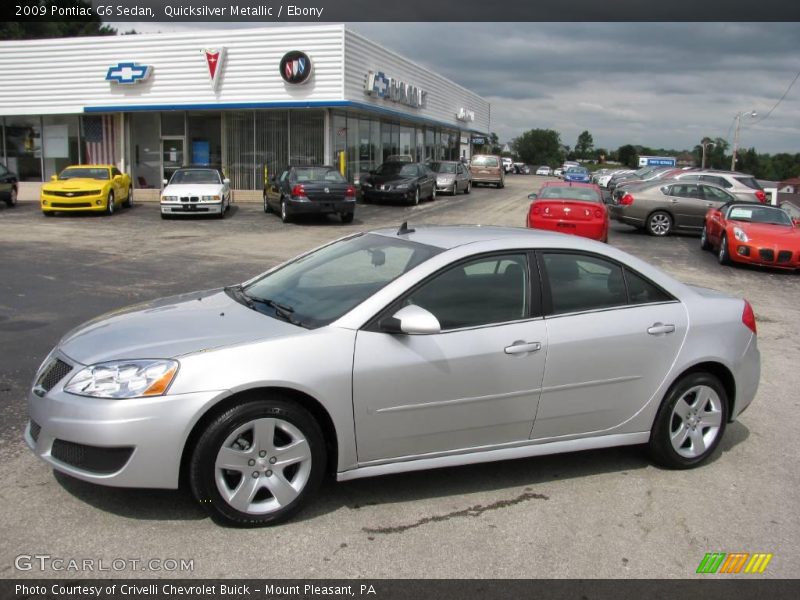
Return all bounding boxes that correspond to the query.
[40,165,133,216]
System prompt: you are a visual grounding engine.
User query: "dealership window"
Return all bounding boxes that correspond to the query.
[416,128,424,163]
[425,129,435,162]
[255,110,288,190]
[130,113,159,189]
[290,110,324,167]
[382,122,399,162]
[42,116,80,179]
[161,112,185,137]
[5,115,42,181]
[224,111,255,189]
[188,113,221,167]
[332,113,347,179]
[399,126,414,160]
[346,114,358,181]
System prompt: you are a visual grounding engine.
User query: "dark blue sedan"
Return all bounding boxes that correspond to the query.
[564,166,592,184]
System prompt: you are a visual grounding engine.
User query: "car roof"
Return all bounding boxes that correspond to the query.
[370,225,571,250]
[176,165,223,172]
[66,164,113,169]
[542,181,599,189]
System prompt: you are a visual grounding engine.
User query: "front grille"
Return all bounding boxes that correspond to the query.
[51,202,92,208]
[777,250,792,263]
[51,439,134,474]
[759,249,775,262]
[180,196,199,203]
[29,420,41,443]
[49,190,99,198]
[35,359,72,394]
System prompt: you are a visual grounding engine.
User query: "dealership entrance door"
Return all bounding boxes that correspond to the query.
[162,138,184,183]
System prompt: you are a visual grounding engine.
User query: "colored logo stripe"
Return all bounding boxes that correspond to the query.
[744,554,773,573]
[697,553,726,573]
[696,552,773,574]
[720,553,749,574]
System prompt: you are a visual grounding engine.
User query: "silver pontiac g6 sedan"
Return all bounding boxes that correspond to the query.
[26,226,760,526]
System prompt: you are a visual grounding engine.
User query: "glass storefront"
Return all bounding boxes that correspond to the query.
[42,115,80,179]
[130,113,160,188]
[5,115,42,181]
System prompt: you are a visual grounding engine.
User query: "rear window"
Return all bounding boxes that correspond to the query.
[472,156,499,168]
[540,186,602,202]
[734,176,763,190]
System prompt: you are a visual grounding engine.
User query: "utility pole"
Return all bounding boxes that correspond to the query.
[731,110,757,171]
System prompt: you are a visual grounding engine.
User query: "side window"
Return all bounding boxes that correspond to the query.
[701,185,733,202]
[405,254,530,330]
[702,175,731,188]
[670,184,696,198]
[279,170,289,183]
[542,253,626,315]
[624,269,672,305]
[0,164,7,176]
[111,168,121,178]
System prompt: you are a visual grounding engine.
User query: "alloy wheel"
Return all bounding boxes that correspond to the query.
[648,212,671,236]
[669,385,723,459]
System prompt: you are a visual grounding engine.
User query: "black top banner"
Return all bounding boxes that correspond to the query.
[3,0,800,22]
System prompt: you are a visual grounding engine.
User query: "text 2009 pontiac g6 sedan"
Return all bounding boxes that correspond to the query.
[26,226,760,526]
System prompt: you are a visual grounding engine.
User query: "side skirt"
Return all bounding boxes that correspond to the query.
[336,432,650,482]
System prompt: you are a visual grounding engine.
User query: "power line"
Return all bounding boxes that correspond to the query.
[747,68,800,127]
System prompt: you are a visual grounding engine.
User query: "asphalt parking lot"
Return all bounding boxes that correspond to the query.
[1,175,798,579]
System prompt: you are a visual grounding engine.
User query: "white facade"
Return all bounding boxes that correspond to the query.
[0,25,489,190]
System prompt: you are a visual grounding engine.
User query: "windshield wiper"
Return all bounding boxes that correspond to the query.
[247,295,304,327]
[224,284,255,309]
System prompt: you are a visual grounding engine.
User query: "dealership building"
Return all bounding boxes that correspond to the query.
[0,25,490,198]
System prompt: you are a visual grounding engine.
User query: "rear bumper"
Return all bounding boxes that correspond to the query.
[528,218,608,241]
[731,334,760,421]
[285,198,355,215]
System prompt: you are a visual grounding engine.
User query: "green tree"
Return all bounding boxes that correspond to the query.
[617,144,638,168]
[575,130,594,159]
[511,129,563,167]
[0,1,116,39]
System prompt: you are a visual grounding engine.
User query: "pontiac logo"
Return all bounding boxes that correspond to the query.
[202,48,226,90]
[563,207,571,214]
[279,51,312,85]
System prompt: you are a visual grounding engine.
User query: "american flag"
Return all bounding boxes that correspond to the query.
[83,115,116,164]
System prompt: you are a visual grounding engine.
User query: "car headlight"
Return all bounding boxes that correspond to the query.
[161,196,178,202]
[395,184,409,190]
[64,359,179,399]
[733,227,749,243]
[202,195,221,201]
[362,182,372,188]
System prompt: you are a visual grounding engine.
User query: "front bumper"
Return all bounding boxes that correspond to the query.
[362,188,413,202]
[41,193,106,212]
[25,360,224,489]
[161,201,223,215]
[436,181,457,193]
[729,241,800,270]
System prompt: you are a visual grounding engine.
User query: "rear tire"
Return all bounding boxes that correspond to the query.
[464,181,471,194]
[646,211,672,236]
[340,212,354,224]
[6,187,18,207]
[648,373,728,469]
[189,398,326,527]
[280,198,291,223]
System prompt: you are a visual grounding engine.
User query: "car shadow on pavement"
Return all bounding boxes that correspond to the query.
[51,422,749,525]
[54,471,206,521]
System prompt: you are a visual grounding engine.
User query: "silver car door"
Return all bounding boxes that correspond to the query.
[530,252,688,440]
[352,253,547,463]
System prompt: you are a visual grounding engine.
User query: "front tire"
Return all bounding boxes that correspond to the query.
[189,398,326,527]
[700,225,711,250]
[649,373,728,469]
[430,186,437,201]
[411,188,420,206]
[105,192,115,215]
[718,235,731,265]
[123,186,133,208]
[647,210,672,236]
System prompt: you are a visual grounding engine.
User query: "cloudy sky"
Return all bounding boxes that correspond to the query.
[110,22,800,154]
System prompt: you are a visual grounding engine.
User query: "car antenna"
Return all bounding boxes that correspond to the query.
[397,221,415,235]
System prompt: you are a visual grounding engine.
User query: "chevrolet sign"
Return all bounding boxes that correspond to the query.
[365,71,427,109]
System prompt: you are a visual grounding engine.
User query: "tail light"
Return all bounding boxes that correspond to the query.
[345,185,356,198]
[619,193,634,206]
[594,208,603,218]
[742,300,757,335]
[531,205,540,215]
[290,184,306,198]
[755,190,766,203]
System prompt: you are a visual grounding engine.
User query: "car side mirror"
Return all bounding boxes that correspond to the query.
[528,193,538,200]
[223,178,230,185]
[162,179,168,186]
[50,175,58,181]
[793,218,800,227]
[380,305,441,335]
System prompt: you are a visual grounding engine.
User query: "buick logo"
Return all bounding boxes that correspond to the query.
[279,51,312,85]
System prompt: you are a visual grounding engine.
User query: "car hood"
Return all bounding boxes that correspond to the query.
[163,183,224,195]
[366,175,416,186]
[43,178,109,191]
[58,289,298,365]
[733,222,800,242]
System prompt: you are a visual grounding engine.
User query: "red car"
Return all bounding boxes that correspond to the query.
[527,181,608,242]
[702,201,800,270]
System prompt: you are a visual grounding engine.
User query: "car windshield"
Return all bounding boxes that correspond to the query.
[375,163,417,177]
[539,186,602,202]
[169,169,221,185]
[242,233,442,329]
[727,205,792,226]
[566,167,588,174]
[430,162,456,174]
[472,156,499,167]
[294,167,346,183]
[735,176,764,191]
[59,167,109,180]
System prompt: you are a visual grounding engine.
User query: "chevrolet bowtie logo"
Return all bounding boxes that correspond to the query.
[106,62,152,85]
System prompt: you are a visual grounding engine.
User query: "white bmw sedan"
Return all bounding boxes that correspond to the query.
[160,167,231,218]
[26,226,760,526]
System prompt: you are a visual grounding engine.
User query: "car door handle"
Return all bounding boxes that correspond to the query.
[670,198,679,203]
[647,323,675,335]
[504,341,542,355]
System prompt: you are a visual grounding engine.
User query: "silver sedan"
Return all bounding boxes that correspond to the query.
[26,226,760,526]
[430,160,472,195]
